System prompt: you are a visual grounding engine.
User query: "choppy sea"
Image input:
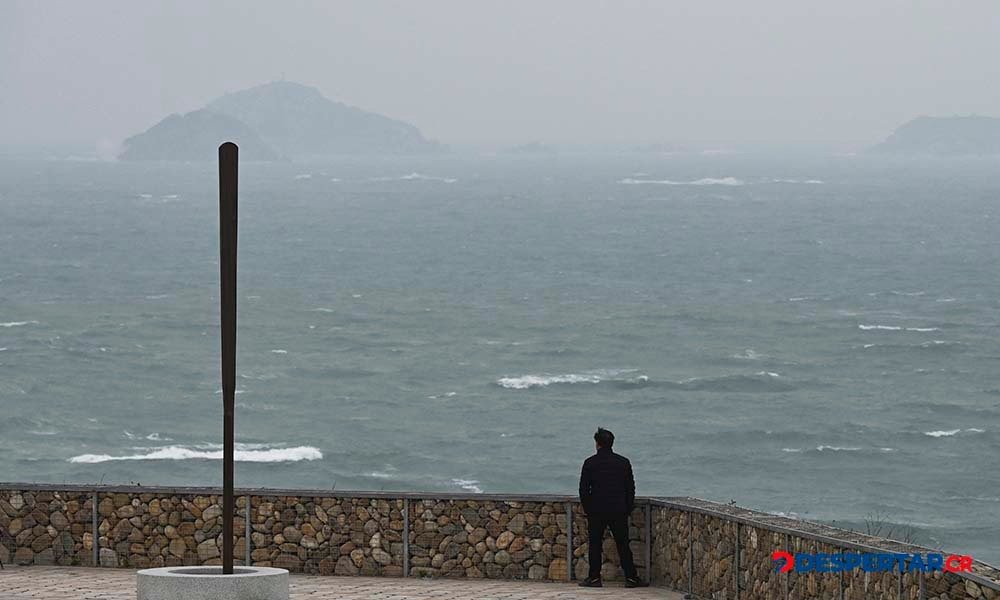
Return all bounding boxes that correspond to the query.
[0,153,997,563]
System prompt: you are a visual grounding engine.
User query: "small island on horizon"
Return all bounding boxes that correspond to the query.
[870,115,1000,156]
[119,81,443,161]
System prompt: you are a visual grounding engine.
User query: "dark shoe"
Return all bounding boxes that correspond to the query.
[578,576,603,587]
[625,577,649,588]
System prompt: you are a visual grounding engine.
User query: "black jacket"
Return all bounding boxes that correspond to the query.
[578,447,636,516]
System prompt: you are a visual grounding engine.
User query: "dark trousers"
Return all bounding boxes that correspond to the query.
[587,513,636,579]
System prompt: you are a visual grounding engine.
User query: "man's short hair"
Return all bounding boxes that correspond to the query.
[594,427,614,449]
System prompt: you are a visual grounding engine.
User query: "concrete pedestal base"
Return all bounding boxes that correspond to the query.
[137,566,289,600]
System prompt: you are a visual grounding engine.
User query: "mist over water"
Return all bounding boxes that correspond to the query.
[1,154,998,563]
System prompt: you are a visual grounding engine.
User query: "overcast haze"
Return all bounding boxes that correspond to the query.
[2,0,999,151]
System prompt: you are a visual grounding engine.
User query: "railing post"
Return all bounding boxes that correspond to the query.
[734,521,740,599]
[688,512,693,597]
[784,533,790,600]
[91,491,98,567]
[244,495,251,566]
[566,503,574,581]
[644,503,651,583]
[402,498,409,577]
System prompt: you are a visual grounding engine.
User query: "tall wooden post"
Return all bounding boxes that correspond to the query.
[219,142,238,574]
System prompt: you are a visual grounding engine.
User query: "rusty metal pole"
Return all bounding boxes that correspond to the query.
[219,142,238,574]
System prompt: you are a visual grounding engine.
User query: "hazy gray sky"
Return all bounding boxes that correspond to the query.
[2,0,998,150]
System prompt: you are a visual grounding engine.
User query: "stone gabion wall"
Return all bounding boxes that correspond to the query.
[3,486,1000,599]
[569,504,647,582]
[738,523,784,600]
[648,501,1000,600]
[0,489,93,567]
[649,506,690,590]
[691,513,737,599]
[842,553,900,600]
[94,491,248,569]
[248,495,405,576]
[408,498,570,580]
[927,572,1000,600]
[787,536,845,600]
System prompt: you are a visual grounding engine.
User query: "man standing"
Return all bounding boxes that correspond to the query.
[578,427,647,588]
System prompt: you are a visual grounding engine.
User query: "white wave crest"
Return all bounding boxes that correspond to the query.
[402,172,457,183]
[924,428,984,437]
[270,349,288,354]
[618,177,744,186]
[771,179,825,184]
[944,495,1000,503]
[925,429,960,437]
[1,320,38,328]
[498,373,600,389]
[497,369,643,389]
[124,430,171,441]
[372,172,457,183]
[451,478,483,493]
[294,174,312,180]
[783,446,873,453]
[858,324,940,332]
[68,444,322,464]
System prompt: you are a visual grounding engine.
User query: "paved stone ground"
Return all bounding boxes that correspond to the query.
[0,566,682,599]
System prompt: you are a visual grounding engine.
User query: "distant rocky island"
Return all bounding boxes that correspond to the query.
[870,115,1000,156]
[120,81,442,161]
[118,110,279,161]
